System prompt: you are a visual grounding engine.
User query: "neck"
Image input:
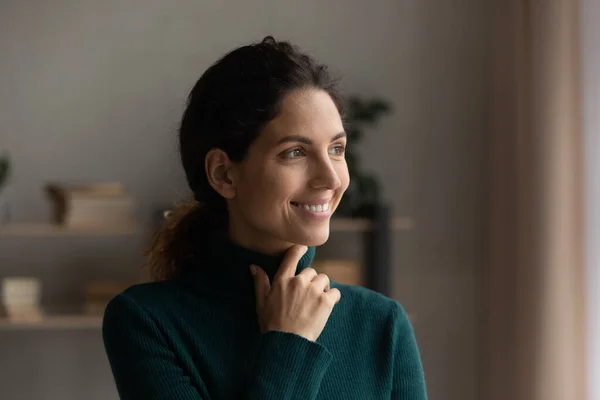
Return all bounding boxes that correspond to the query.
[181,229,316,300]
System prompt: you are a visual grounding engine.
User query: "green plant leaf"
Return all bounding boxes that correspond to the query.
[0,155,10,189]
[345,126,362,143]
[339,95,391,216]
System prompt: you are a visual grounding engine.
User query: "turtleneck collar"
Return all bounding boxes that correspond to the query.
[180,229,316,301]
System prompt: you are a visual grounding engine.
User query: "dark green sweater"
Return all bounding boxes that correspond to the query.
[102,232,427,399]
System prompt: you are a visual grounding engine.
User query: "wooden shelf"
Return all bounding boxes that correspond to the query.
[0,223,141,237]
[0,315,102,330]
[329,217,414,232]
[0,313,414,330]
[0,219,413,236]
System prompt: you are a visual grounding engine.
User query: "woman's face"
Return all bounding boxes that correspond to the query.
[227,88,349,254]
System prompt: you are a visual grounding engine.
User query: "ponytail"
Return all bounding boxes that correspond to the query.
[144,200,227,281]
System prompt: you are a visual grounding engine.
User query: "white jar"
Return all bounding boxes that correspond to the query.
[1,277,42,320]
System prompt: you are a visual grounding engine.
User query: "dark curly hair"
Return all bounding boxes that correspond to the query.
[145,36,344,280]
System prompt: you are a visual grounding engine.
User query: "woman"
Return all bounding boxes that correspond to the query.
[102,36,427,399]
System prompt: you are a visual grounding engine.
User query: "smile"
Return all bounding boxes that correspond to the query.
[290,202,330,213]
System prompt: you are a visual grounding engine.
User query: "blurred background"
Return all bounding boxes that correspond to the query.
[0,0,597,399]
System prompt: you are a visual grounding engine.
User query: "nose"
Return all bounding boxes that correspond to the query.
[309,155,342,190]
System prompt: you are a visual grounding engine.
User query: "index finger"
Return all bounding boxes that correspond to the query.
[274,245,308,281]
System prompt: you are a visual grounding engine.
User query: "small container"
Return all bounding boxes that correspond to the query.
[1,277,42,321]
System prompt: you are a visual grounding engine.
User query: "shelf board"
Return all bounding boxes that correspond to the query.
[0,313,414,331]
[0,223,141,237]
[329,217,414,232]
[0,219,413,236]
[0,315,102,330]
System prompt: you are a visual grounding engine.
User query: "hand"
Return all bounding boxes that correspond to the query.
[250,245,341,342]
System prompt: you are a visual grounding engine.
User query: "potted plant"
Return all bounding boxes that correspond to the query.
[336,96,392,218]
[0,152,11,223]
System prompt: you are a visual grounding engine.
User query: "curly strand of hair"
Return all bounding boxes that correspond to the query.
[143,200,201,281]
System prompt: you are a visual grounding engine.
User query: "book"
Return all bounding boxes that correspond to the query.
[45,182,136,229]
[311,260,364,286]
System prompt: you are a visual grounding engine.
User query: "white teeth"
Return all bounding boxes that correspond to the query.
[293,202,330,212]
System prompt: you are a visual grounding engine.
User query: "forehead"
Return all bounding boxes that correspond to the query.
[259,89,344,144]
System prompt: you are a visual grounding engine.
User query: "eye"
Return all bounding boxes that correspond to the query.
[329,144,346,156]
[283,148,306,159]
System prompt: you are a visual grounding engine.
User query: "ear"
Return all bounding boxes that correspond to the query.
[205,148,238,199]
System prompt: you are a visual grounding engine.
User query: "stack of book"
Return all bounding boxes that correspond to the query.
[45,182,136,229]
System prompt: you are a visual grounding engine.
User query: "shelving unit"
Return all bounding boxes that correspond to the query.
[0,223,141,333]
[1,213,414,331]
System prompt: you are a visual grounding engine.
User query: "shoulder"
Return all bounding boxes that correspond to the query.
[331,281,412,329]
[120,280,181,305]
[102,280,184,331]
[106,280,174,307]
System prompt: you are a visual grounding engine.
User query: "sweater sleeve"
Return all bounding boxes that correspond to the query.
[390,302,428,400]
[102,293,204,400]
[102,293,332,400]
[243,330,333,399]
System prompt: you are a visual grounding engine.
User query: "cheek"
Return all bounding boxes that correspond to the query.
[241,168,295,208]
[264,173,298,205]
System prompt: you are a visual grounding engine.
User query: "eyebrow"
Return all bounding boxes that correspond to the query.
[276,131,347,146]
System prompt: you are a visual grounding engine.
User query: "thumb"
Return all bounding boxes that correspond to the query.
[250,264,270,309]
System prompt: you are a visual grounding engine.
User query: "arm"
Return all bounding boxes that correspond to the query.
[103,293,332,400]
[243,330,332,399]
[102,293,205,400]
[390,303,428,400]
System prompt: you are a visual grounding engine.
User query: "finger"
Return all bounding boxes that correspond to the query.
[274,245,308,281]
[250,265,270,310]
[324,288,341,305]
[311,273,331,292]
[298,267,318,281]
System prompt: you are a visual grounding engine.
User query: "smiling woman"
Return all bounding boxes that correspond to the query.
[101,36,427,400]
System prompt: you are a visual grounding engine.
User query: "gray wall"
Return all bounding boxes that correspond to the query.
[0,1,489,399]
[582,0,600,398]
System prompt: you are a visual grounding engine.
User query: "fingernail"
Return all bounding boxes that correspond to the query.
[250,265,257,276]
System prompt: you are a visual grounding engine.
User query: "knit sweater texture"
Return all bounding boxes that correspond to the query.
[102,231,427,399]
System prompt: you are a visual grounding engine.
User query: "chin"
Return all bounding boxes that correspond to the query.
[291,226,330,247]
